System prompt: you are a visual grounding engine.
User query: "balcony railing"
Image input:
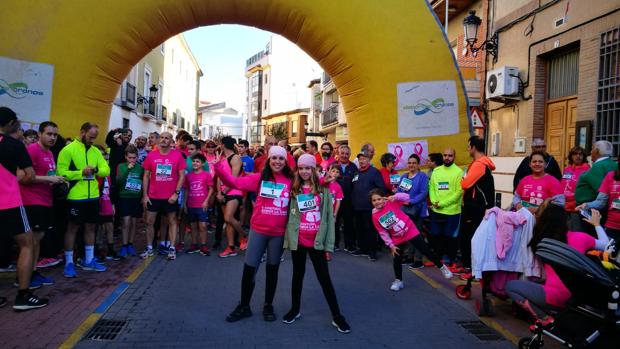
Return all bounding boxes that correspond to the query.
[322,104,338,126]
[322,71,331,86]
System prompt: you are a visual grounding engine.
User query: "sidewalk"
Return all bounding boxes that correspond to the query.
[0,251,146,349]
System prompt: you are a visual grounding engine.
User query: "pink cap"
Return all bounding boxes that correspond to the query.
[297,153,316,168]
[268,145,287,159]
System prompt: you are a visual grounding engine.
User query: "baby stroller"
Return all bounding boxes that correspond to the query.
[518,238,620,348]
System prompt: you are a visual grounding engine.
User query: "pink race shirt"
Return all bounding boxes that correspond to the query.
[598,172,620,230]
[185,171,214,209]
[143,149,186,199]
[372,200,418,248]
[328,181,343,213]
[218,156,243,197]
[21,143,56,207]
[515,174,562,208]
[297,187,322,248]
[99,177,114,216]
[215,161,291,236]
[561,164,590,211]
[543,232,595,307]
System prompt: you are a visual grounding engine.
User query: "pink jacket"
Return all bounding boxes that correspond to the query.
[485,207,526,259]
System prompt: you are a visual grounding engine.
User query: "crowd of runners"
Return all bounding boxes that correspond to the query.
[1,104,619,335]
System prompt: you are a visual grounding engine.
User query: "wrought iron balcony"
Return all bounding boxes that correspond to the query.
[322,104,338,126]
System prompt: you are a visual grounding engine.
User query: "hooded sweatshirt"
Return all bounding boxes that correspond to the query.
[461,155,496,210]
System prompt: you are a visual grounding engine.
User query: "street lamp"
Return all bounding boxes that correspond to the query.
[304,122,324,137]
[137,84,159,114]
[462,11,498,61]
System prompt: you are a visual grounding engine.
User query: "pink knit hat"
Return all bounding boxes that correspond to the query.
[297,153,316,168]
[268,145,287,159]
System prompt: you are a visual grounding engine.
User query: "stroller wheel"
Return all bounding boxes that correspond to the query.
[455,284,471,300]
[518,337,541,349]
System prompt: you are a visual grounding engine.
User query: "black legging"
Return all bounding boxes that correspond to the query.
[459,205,485,269]
[393,235,442,280]
[290,246,341,317]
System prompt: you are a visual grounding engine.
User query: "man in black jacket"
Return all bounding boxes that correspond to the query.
[512,138,561,191]
[335,145,358,252]
[106,128,132,204]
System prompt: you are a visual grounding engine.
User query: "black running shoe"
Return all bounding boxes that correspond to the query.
[0,296,6,307]
[332,315,351,333]
[13,292,49,311]
[226,303,252,322]
[263,304,276,322]
[351,249,368,257]
[368,252,377,262]
[282,309,301,324]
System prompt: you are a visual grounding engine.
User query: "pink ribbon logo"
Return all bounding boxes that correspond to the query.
[393,145,404,167]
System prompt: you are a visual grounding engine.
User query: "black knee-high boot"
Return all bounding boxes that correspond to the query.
[226,264,256,322]
[240,264,256,306]
[263,263,279,321]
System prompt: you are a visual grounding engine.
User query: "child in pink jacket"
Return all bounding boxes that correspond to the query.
[370,189,452,291]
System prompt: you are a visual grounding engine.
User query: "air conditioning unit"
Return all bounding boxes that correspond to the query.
[486,66,520,100]
[120,82,136,110]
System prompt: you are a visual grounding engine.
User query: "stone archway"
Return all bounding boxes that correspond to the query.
[0,0,472,162]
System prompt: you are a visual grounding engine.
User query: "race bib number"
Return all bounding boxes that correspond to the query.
[259,181,285,199]
[399,177,413,191]
[297,193,317,213]
[612,198,620,210]
[125,177,142,192]
[83,174,94,180]
[352,174,359,182]
[562,173,573,180]
[438,181,449,190]
[390,174,401,185]
[379,211,398,229]
[155,164,173,178]
[47,170,56,176]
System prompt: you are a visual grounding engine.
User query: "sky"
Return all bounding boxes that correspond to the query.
[183,25,274,114]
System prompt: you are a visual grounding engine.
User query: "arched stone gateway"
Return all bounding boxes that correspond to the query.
[0,0,472,164]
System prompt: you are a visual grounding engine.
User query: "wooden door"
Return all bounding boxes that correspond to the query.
[545,97,577,169]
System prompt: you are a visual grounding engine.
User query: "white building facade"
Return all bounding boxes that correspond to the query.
[198,103,243,140]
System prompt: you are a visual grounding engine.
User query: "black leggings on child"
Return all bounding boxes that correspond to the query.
[290,245,341,316]
[393,234,442,280]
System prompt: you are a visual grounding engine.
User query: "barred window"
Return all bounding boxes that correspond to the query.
[596,27,620,156]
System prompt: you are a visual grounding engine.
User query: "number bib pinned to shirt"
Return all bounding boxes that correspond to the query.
[125,177,142,192]
[297,193,317,212]
[612,198,620,210]
[438,181,449,190]
[379,211,398,229]
[562,173,573,180]
[390,174,401,185]
[259,181,285,199]
[155,164,173,179]
[399,177,413,191]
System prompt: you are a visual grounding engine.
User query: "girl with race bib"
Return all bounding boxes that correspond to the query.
[282,154,350,333]
[214,145,293,323]
[370,189,452,291]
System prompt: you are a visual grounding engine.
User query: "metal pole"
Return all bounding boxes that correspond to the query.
[445,0,449,34]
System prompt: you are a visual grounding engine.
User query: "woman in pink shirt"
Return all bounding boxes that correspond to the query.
[506,200,609,328]
[214,145,294,323]
[561,146,589,213]
[578,158,620,241]
[370,189,453,292]
[281,154,350,333]
[513,151,564,213]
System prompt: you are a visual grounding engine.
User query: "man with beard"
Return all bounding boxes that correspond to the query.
[57,122,111,276]
[106,127,132,182]
[428,148,462,271]
[319,142,336,173]
[134,135,148,164]
[147,132,159,152]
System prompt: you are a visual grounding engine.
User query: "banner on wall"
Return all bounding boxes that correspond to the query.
[388,140,428,171]
[397,80,458,137]
[0,56,54,124]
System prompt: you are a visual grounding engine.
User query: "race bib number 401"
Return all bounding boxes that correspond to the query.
[297,193,317,213]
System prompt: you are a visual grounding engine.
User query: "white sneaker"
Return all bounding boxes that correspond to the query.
[390,279,404,291]
[440,265,453,279]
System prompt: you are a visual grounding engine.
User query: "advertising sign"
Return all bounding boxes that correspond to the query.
[397,80,459,137]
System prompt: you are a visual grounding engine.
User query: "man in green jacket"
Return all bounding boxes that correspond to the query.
[573,140,617,231]
[429,148,463,269]
[57,122,110,277]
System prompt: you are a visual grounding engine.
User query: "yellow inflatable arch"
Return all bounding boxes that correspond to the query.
[0,0,472,164]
